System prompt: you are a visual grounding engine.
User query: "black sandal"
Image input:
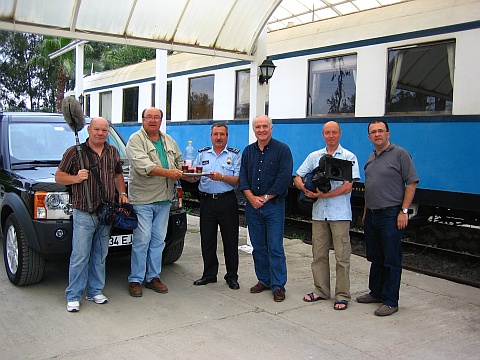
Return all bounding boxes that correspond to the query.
[334,300,348,310]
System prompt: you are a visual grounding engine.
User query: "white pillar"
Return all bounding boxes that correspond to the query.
[248,28,267,144]
[74,43,84,103]
[155,49,168,133]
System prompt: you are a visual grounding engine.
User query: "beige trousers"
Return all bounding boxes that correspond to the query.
[311,220,351,301]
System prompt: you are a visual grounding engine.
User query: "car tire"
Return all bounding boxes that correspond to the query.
[3,213,45,286]
[162,239,184,265]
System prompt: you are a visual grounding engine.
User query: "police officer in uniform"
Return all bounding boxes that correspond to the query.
[186,122,241,289]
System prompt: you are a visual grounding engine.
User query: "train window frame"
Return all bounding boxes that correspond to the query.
[188,74,214,120]
[85,94,91,117]
[385,39,455,115]
[307,54,357,117]
[99,91,112,122]
[122,86,139,122]
[235,69,250,119]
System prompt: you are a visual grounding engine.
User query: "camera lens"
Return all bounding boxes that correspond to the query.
[331,166,341,177]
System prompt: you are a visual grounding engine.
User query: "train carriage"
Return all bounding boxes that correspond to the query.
[83,0,480,226]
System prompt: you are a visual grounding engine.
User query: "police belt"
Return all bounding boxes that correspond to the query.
[367,205,401,214]
[199,190,235,200]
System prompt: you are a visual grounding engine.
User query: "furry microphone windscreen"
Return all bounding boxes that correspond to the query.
[62,96,86,132]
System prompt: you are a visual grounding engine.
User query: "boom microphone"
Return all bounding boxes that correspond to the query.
[61,95,93,214]
[62,96,86,132]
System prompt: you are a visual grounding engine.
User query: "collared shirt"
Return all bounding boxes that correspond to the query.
[239,138,293,199]
[296,144,360,221]
[58,139,122,212]
[364,142,419,210]
[195,145,241,194]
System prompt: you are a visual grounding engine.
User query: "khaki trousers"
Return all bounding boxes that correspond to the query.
[311,220,351,301]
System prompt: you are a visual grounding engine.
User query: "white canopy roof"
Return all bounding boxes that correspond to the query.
[0,0,409,61]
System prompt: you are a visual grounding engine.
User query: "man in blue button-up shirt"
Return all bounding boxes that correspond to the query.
[185,123,241,290]
[239,115,293,302]
[294,121,360,310]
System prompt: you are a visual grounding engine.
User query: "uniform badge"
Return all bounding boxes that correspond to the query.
[226,157,232,164]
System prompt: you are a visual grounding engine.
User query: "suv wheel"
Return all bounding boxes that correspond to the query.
[162,240,184,265]
[3,213,46,285]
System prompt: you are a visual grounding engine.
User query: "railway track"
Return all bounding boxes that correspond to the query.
[184,198,480,288]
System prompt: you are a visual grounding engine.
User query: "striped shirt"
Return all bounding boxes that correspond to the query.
[58,140,123,213]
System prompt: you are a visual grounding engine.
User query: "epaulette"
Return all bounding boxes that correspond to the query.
[227,146,240,154]
[198,146,211,152]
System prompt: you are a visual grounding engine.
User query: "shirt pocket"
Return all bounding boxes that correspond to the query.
[265,160,280,176]
[221,163,235,175]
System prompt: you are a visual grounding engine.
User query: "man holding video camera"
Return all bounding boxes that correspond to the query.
[294,121,359,310]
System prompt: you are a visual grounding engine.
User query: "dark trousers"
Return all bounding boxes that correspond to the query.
[199,192,239,281]
[364,207,404,307]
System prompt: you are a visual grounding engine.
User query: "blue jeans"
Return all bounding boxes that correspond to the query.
[66,209,110,301]
[128,203,169,283]
[245,199,287,292]
[364,207,404,307]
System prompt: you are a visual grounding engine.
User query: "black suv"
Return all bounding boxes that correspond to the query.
[0,112,187,285]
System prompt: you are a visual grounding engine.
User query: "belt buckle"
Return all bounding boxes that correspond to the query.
[212,194,219,199]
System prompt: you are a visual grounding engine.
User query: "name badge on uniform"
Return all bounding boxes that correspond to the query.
[202,160,209,165]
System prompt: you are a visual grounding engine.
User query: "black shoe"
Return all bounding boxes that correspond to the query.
[226,279,240,290]
[193,277,217,286]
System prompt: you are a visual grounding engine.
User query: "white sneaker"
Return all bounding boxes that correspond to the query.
[85,294,108,304]
[67,301,80,312]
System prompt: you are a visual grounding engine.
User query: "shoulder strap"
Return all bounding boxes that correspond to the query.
[81,142,107,202]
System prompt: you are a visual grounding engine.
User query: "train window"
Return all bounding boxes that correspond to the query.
[188,75,214,120]
[386,40,455,114]
[166,81,172,120]
[123,86,139,122]
[85,94,90,117]
[235,69,250,119]
[307,54,357,116]
[99,91,112,122]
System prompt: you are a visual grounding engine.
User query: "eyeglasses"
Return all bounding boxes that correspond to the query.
[143,115,162,121]
[369,129,387,135]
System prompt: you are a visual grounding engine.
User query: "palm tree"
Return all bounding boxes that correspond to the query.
[31,37,92,112]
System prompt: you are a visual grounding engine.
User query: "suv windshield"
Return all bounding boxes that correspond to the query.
[8,121,128,163]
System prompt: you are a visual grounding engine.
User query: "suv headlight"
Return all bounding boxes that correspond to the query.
[34,191,72,219]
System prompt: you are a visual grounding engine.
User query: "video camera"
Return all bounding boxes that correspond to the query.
[324,157,353,182]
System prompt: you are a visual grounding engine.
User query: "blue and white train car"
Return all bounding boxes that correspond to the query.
[83,0,480,225]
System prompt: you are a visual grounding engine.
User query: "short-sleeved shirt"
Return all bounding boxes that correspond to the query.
[296,144,360,221]
[58,140,122,212]
[364,142,419,210]
[195,145,241,194]
[239,138,293,199]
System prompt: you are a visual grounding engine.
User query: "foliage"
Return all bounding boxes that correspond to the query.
[0,31,47,111]
[100,45,155,71]
[1,31,156,112]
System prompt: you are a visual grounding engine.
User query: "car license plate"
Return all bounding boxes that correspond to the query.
[109,234,132,247]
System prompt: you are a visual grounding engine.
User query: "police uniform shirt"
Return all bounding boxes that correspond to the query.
[195,145,241,194]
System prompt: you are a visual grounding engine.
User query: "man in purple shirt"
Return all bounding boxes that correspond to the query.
[239,115,293,302]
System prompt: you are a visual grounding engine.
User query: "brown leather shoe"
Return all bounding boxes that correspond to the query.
[356,293,382,304]
[273,288,285,302]
[374,304,398,316]
[250,282,270,293]
[129,282,142,297]
[146,278,168,293]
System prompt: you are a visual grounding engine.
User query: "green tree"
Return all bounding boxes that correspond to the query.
[0,31,44,110]
[101,45,155,70]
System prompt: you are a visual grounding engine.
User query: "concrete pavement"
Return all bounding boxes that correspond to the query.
[0,214,479,359]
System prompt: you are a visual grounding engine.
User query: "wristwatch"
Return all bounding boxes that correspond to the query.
[264,194,269,202]
[120,192,127,196]
[401,208,409,214]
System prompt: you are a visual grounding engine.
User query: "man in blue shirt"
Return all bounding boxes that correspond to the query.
[239,115,293,302]
[185,123,241,290]
[294,121,360,310]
